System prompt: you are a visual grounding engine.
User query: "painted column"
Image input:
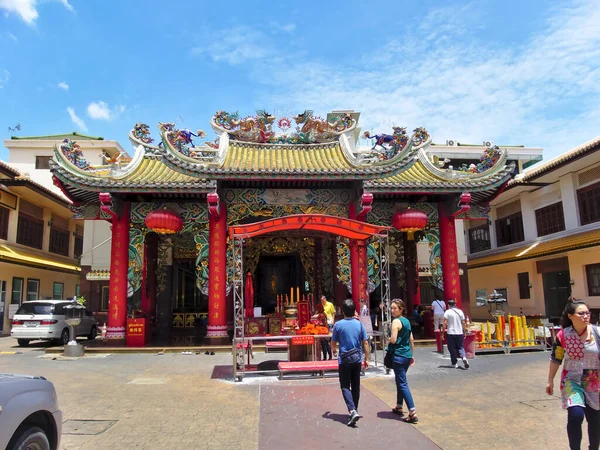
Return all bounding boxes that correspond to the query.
[207,203,228,337]
[438,202,462,308]
[143,233,158,321]
[349,241,360,308]
[107,201,130,339]
[314,238,322,302]
[403,233,419,316]
[357,242,368,312]
[332,243,346,307]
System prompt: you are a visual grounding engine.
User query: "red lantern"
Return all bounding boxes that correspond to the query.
[145,208,183,234]
[393,209,428,238]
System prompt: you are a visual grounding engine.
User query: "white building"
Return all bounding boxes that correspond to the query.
[466,137,600,322]
[2,133,129,321]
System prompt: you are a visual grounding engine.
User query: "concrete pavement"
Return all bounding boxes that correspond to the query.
[0,337,584,449]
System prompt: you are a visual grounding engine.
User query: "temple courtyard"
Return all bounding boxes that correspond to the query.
[0,337,585,450]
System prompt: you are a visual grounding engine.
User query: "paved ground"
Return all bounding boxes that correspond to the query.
[0,337,588,449]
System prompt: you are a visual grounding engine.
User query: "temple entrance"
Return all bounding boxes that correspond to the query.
[173,260,206,312]
[229,214,391,381]
[255,254,304,315]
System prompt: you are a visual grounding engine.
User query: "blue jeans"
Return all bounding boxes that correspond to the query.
[567,404,600,450]
[447,334,466,365]
[392,355,415,410]
[339,362,362,412]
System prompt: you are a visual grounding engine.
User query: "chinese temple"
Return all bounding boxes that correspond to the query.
[50,110,514,341]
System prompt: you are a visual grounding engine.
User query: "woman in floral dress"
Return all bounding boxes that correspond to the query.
[547,300,600,450]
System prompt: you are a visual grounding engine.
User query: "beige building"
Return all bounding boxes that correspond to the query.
[1,133,127,334]
[466,137,600,322]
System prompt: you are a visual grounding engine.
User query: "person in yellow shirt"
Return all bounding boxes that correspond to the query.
[320,295,335,360]
[321,295,336,328]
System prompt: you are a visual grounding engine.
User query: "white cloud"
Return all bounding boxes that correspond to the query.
[271,22,296,34]
[67,107,87,132]
[7,32,17,41]
[0,0,38,24]
[0,0,74,24]
[58,0,73,12]
[191,26,269,65]
[0,69,10,88]
[57,81,69,90]
[251,0,600,159]
[86,101,125,121]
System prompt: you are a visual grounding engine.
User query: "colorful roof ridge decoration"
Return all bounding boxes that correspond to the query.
[49,111,514,203]
[59,139,91,171]
[211,109,357,145]
[11,132,104,141]
[365,147,514,201]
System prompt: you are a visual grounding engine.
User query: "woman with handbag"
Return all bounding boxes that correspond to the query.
[546,300,600,450]
[387,299,417,423]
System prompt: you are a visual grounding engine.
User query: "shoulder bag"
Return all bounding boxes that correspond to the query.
[384,345,394,369]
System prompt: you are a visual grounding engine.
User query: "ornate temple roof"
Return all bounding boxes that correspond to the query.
[366,150,515,202]
[50,111,515,204]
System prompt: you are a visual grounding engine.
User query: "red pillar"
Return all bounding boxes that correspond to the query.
[348,204,361,311]
[207,203,227,337]
[106,201,130,339]
[357,242,368,313]
[438,202,462,307]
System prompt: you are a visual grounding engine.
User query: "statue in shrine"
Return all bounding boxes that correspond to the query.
[270,273,279,295]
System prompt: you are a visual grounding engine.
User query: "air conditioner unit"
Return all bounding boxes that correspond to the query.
[483,140,493,147]
[446,140,456,146]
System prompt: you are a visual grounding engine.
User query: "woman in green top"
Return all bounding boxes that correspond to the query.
[388,299,417,423]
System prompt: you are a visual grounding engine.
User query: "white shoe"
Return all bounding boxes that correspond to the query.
[454,363,459,369]
[462,357,470,369]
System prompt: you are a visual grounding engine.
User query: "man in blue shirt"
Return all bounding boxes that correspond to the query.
[332,299,370,427]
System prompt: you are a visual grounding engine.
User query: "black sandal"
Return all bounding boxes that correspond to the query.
[404,412,418,423]
[392,407,404,417]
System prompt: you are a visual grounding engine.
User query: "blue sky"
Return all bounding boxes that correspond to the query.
[0,0,599,162]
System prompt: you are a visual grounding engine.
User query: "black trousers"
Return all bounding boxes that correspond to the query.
[567,404,600,450]
[339,362,362,412]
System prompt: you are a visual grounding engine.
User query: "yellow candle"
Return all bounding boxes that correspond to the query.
[290,287,293,304]
[296,287,300,304]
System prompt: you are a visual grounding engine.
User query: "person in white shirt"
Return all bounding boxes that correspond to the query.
[431,298,446,331]
[443,300,469,369]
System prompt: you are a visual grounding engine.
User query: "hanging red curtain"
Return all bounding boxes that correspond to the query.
[244,272,254,318]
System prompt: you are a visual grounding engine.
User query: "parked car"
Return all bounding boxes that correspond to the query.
[10,300,97,347]
[0,373,62,450]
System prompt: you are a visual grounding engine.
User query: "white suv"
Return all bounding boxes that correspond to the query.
[10,300,98,347]
[0,373,62,450]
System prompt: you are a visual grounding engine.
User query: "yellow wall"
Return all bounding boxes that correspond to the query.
[469,259,541,320]
[0,261,80,333]
[468,246,600,320]
[567,247,600,308]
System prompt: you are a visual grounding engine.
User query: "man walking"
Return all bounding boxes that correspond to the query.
[443,299,469,369]
[331,299,370,427]
[431,296,446,331]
